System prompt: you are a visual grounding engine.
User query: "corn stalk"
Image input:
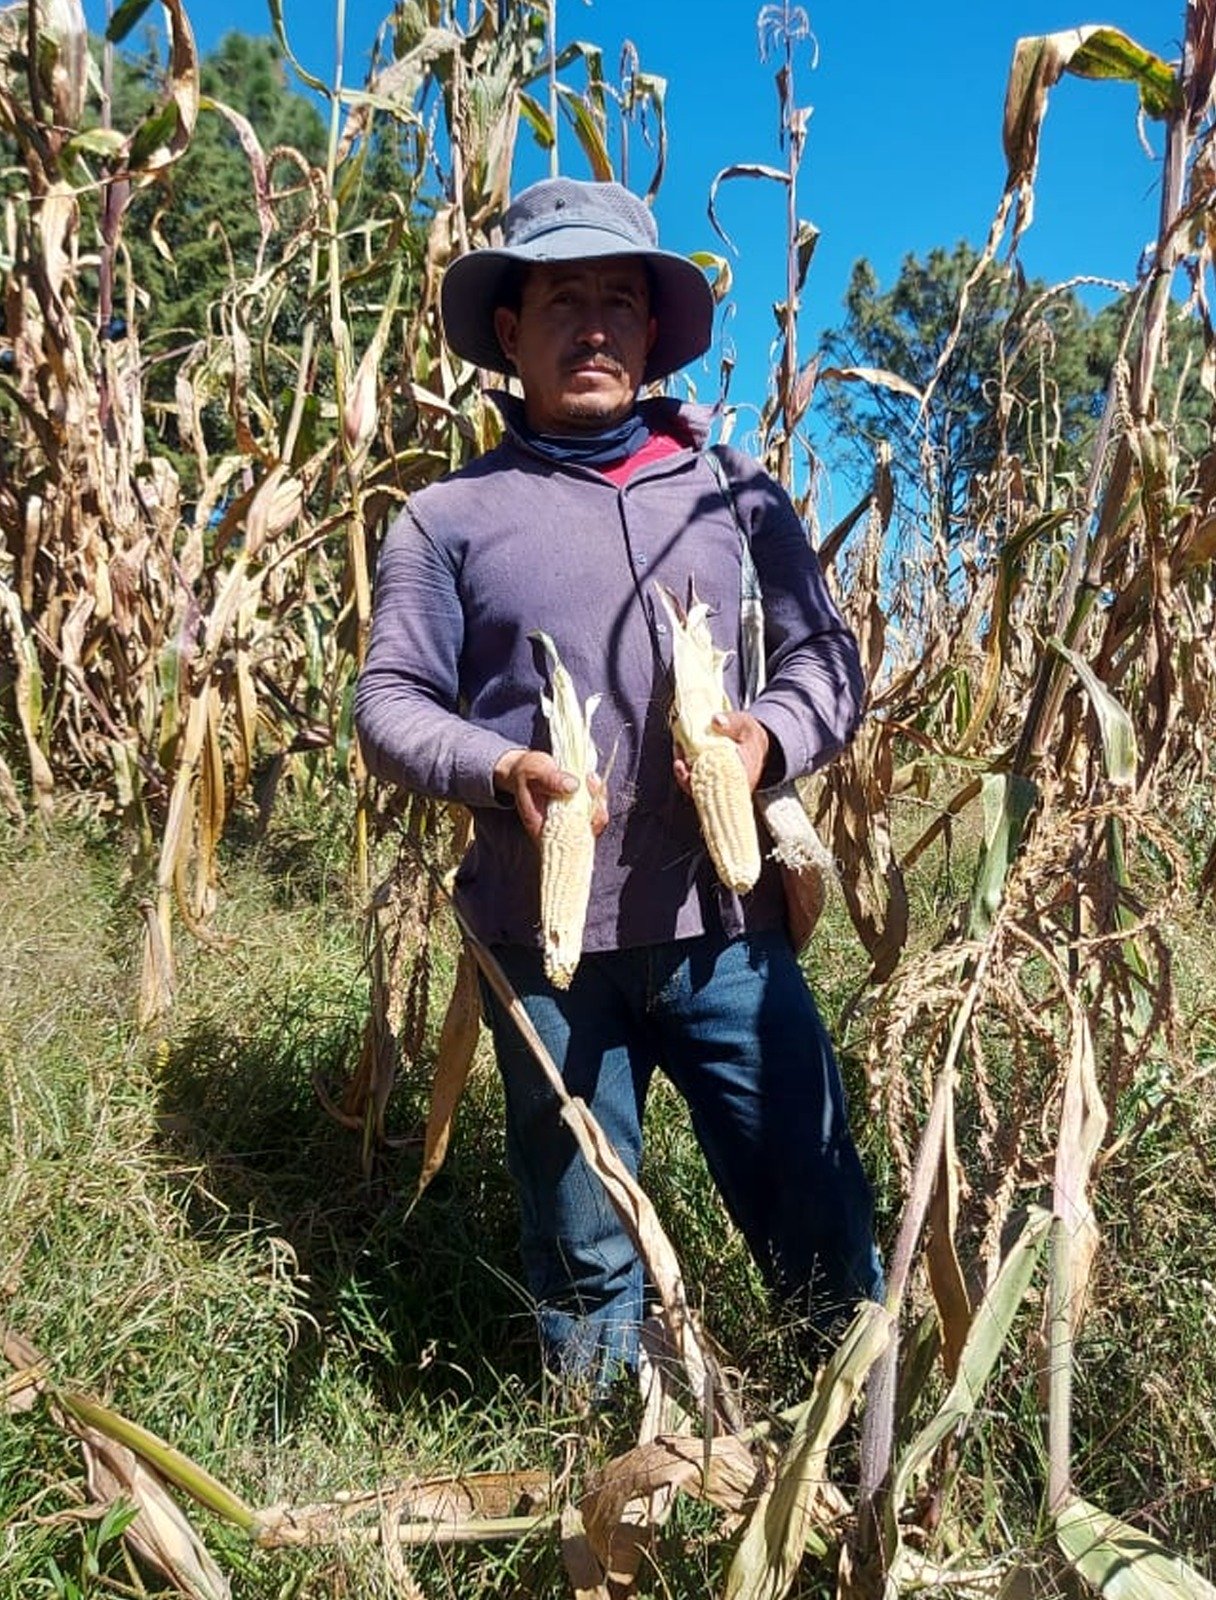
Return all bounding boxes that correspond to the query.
[841,7,1216,1593]
[708,3,819,502]
[1,0,656,1038]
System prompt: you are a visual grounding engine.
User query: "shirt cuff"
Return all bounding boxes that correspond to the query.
[753,721,787,790]
[452,729,526,808]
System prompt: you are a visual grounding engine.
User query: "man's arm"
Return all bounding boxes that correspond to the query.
[356,511,607,838]
[354,510,519,807]
[716,452,865,786]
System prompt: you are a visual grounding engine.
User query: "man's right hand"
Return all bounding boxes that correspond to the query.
[493,749,607,841]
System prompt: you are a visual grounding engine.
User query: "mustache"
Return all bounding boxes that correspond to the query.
[565,348,624,375]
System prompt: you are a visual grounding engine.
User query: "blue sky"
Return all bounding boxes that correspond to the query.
[89,0,1181,478]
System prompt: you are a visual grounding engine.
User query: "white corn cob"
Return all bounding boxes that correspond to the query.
[756,784,836,877]
[655,585,762,894]
[530,630,602,988]
[757,782,836,948]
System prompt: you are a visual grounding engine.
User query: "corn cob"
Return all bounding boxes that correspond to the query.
[655,584,761,893]
[756,783,835,877]
[530,630,602,988]
[757,782,836,949]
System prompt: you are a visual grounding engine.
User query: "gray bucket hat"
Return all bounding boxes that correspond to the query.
[440,178,714,384]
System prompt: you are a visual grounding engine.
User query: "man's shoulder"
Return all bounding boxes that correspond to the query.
[708,441,769,487]
[408,441,520,520]
[708,443,792,515]
[429,441,516,491]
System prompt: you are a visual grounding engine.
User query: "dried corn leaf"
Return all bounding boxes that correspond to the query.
[162,659,210,838]
[37,182,78,300]
[1055,1496,1216,1599]
[925,1083,972,1379]
[892,1549,1024,1596]
[332,834,447,1155]
[256,1468,554,1537]
[892,1207,1050,1511]
[1002,28,1177,245]
[417,940,482,1194]
[598,1337,689,1595]
[828,721,908,981]
[0,753,23,821]
[201,95,275,248]
[3,1366,44,1412]
[2,1330,46,1413]
[0,583,55,814]
[35,0,89,126]
[193,683,225,923]
[1047,999,1109,1508]
[723,1301,890,1600]
[1051,1004,1107,1335]
[78,1421,231,1600]
[344,263,403,464]
[334,29,461,165]
[113,0,199,173]
[138,896,176,1027]
[956,513,1071,756]
[817,364,924,405]
[230,610,259,796]
[174,350,206,468]
[580,1433,760,1568]
[561,1505,610,1600]
[637,1315,699,1443]
[252,1467,556,1549]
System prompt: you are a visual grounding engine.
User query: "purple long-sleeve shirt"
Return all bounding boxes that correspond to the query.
[354,397,863,951]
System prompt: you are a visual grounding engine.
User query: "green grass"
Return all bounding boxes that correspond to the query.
[2,796,1215,1597]
[0,803,783,1596]
[1,807,532,1596]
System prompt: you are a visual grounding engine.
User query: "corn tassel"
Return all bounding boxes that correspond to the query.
[530,631,602,988]
[656,585,761,893]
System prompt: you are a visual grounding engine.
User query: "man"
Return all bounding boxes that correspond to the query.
[355,177,882,1389]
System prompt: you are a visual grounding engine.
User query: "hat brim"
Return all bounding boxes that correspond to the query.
[440,235,714,384]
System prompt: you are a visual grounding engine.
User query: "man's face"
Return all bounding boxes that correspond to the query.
[492,259,657,434]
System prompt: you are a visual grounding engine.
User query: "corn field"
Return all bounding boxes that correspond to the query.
[2,0,1216,1597]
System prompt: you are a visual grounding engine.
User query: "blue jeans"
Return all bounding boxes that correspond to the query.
[482,928,883,1384]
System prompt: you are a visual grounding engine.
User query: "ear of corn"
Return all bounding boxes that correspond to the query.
[530,631,602,989]
[689,737,763,894]
[757,783,835,874]
[756,782,835,949]
[655,585,762,894]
